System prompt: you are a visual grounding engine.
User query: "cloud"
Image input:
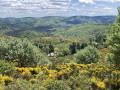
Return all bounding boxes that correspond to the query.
[78,0,120,4]
[95,0,120,2]
[78,0,95,4]
[0,0,71,17]
[0,0,118,17]
[103,7,112,10]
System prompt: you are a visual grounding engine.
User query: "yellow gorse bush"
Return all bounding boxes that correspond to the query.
[0,74,13,85]
[29,78,37,83]
[21,69,31,76]
[97,82,106,89]
[14,62,120,89]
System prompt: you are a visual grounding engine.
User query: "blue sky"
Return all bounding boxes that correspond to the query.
[0,0,120,17]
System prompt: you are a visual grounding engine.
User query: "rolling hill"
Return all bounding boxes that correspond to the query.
[0,16,116,40]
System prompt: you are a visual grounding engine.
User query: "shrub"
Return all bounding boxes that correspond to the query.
[3,76,13,86]
[67,75,92,89]
[29,78,37,84]
[53,57,71,65]
[45,80,70,90]
[0,74,13,86]
[74,45,100,64]
[7,79,46,90]
[0,38,50,67]
[62,48,70,56]
[0,60,15,76]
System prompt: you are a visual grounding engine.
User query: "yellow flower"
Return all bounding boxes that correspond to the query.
[13,59,19,62]
[79,70,89,74]
[91,76,97,84]
[21,69,31,76]
[3,76,13,82]
[16,67,25,72]
[29,78,37,83]
[97,82,106,89]
[103,78,109,83]
[79,64,87,68]
[2,76,13,85]
[39,87,46,90]
[0,74,4,84]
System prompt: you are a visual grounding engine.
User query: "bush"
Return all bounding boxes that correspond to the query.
[0,38,50,67]
[0,60,15,76]
[67,75,92,89]
[53,57,71,65]
[74,45,100,64]
[7,79,46,90]
[62,48,70,56]
[45,80,70,90]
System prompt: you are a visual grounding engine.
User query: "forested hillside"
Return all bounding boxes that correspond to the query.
[0,16,116,40]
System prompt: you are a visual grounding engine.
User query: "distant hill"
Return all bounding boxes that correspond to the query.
[53,24,109,40]
[0,16,116,39]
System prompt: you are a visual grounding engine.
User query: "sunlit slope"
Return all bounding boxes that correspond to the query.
[53,24,109,40]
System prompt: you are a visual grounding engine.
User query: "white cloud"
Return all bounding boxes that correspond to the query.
[79,0,95,4]
[78,0,120,4]
[0,0,118,17]
[103,7,112,9]
[95,0,120,2]
[0,0,71,15]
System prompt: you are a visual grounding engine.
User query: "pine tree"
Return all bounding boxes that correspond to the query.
[77,43,81,50]
[81,43,87,49]
[49,44,54,53]
[69,42,76,54]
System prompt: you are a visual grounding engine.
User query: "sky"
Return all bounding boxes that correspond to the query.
[0,0,120,17]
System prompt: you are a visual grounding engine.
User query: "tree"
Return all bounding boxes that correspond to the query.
[74,45,100,64]
[62,48,70,56]
[81,43,87,49]
[106,6,120,66]
[49,44,54,53]
[0,38,50,67]
[69,42,76,54]
[77,43,81,50]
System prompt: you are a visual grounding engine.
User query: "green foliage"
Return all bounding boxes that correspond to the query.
[49,44,54,53]
[7,79,46,90]
[0,38,50,67]
[57,24,110,40]
[80,43,88,49]
[62,48,70,56]
[67,75,91,89]
[18,30,48,38]
[0,16,116,39]
[69,42,76,54]
[106,7,120,66]
[0,60,15,76]
[53,57,71,65]
[74,45,100,64]
[45,80,70,90]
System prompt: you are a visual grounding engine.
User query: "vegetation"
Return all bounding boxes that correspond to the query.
[106,7,120,67]
[74,45,101,64]
[0,37,50,67]
[0,7,120,90]
[0,16,116,40]
[0,60,15,76]
[55,24,110,40]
